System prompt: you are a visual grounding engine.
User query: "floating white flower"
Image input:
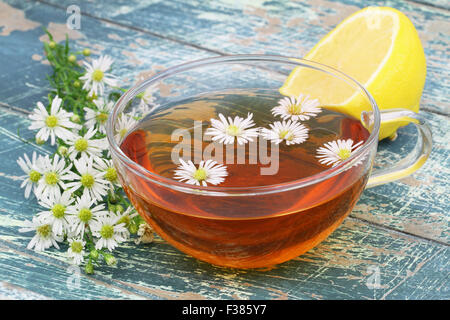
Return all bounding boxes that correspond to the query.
[84,98,114,134]
[35,154,73,201]
[205,113,259,145]
[36,190,74,236]
[65,127,107,161]
[261,120,309,145]
[65,155,109,202]
[67,238,86,265]
[17,152,44,199]
[114,114,138,143]
[19,216,62,252]
[91,215,129,251]
[28,96,81,145]
[272,94,321,121]
[316,139,365,167]
[173,159,228,187]
[92,157,120,189]
[79,55,118,97]
[66,192,108,237]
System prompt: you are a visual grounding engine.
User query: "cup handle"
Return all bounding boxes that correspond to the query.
[366,109,432,188]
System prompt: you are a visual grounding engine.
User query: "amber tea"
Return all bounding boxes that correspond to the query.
[120,89,370,268]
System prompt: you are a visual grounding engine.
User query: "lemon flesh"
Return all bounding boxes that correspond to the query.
[280,7,426,140]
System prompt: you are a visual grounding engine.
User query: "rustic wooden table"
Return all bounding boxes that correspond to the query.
[0,0,448,300]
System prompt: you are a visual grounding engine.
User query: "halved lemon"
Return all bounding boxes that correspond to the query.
[280,7,426,140]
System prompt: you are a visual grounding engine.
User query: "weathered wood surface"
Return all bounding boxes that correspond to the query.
[39,0,450,116]
[0,0,448,299]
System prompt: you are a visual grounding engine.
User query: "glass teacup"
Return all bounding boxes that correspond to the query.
[106,55,431,269]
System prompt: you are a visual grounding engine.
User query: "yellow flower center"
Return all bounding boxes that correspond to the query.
[226,124,240,136]
[92,69,104,82]
[74,138,88,152]
[52,204,66,218]
[37,224,51,238]
[78,208,92,223]
[287,103,303,115]
[279,130,293,141]
[338,148,351,160]
[105,167,117,182]
[44,172,59,185]
[100,225,114,239]
[45,115,58,128]
[96,112,108,124]
[70,241,83,253]
[80,173,95,188]
[29,170,41,183]
[117,215,130,227]
[119,128,128,138]
[193,168,207,182]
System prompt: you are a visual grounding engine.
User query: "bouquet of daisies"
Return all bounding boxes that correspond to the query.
[17,31,154,274]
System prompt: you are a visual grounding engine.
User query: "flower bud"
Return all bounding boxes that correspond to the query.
[128,223,138,234]
[70,114,81,123]
[82,48,91,56]
[73,80,81,88]
[115,204,124,214]
[49,41,56,49]
[58,146,68,156]
[68,54,77,63]
[89,249,99,261]
[103,253,117,266]
[85,261,94,274]
[108,192,119,204]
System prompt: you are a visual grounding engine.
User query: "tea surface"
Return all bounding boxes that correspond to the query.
[121,89,370,187]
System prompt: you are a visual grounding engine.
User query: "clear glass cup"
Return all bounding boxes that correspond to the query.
[106,55,432,269]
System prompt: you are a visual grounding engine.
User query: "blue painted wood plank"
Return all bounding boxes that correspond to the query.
[0,1,214,113]
[36,0,450,116]
[0,241,151,299]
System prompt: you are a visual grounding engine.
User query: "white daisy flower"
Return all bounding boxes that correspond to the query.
[67,238,86,265]
[91,215,129,251]
[28,96,81,145]
[65,127,108,161]
[17,152,44,199]
[66,192,108,237]
[272,94,321,121]
[114,114,138,143]
[115,206,138,227]
[140,85,157,106]
[65,155,109,202]
[35,154,73,201]
[79,55,118,97]
[84,98,114,134]
[316,139,365,167]
[261,120,309,145]
[19,216,62,252]
[92,157,120,188]
[173,159,228,187]
[36,189,74,236]
[205,113,259,145]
